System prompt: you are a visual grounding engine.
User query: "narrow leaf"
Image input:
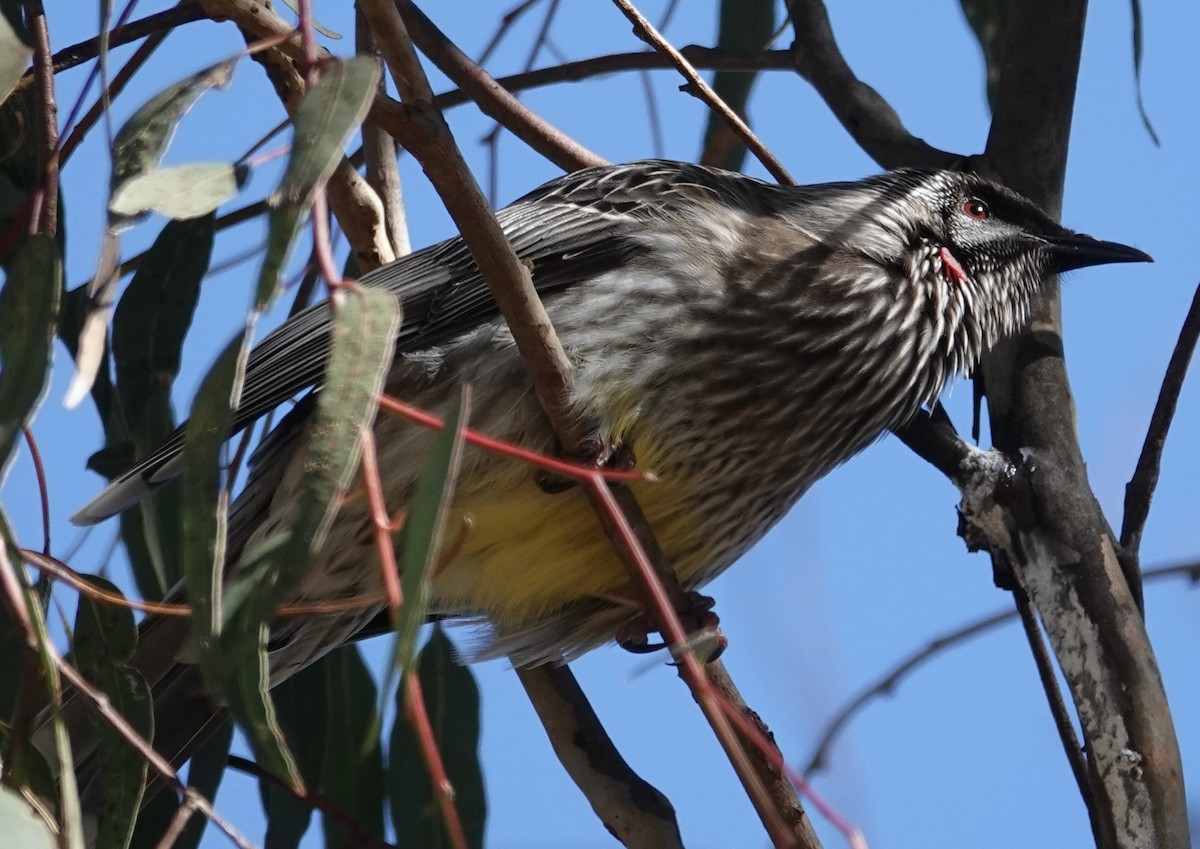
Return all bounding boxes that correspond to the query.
[699,0,774,172]
[74,577,151,849]
[393,389,469,672]
[0,12,31,107]
[389,627,485,849]
[0,234,61,483]
[109,162,247,221]
[958,0,1009,110]
[256,56,380,307]
[109,59,236,230]
[1128,0,1159,146]
[318,647,385,848]
[111,214,214,594]
[0,786,55,849]
[180,331,302,788]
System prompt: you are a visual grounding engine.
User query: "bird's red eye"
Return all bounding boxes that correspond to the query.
[963,198,989,220]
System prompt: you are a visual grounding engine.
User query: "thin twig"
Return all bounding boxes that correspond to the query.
[391,0,605,172]
[227,755,397,849]
[21,429,51,557]
[27,0,59,237]
[515,665,684,849]
[402,675,470,849]
[611,0,793,185]
[432,48,799,111]
[1010,584,1095,816]
[152,796,200,849]
[802,562,1200,777]
[14,1,205,93]
[786,0,958,170]
[1120,280,1200,556]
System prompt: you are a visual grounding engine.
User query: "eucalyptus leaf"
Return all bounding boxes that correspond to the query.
[0,786,55,849]
[109,58,237,230]
[700,0,774,171]
[0,234,61,484]
[389,627,485,849]
[256,56,380,306]
[109,162,247,221]
[0,12,30,107]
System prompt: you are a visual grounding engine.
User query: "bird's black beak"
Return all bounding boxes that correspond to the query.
[1045,231,1153,274]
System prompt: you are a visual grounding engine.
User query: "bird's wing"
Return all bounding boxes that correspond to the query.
[73,161,749,524]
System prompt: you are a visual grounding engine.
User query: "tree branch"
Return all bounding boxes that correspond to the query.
[516,666,685,849]
[972,2,1189,847]
[392,0,605,173]
[1120,280,1200,557]
[611,0,792,184]
[787,0,959,170]
[803,562,1200,776]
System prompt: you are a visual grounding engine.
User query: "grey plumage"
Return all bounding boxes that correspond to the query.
[75,160,1149,676]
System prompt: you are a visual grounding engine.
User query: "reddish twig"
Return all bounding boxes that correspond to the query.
[376,394,648,485]
[21,429,51,556]
[360,427,404,618]
[27,1,59,237]
[402,675,470,849]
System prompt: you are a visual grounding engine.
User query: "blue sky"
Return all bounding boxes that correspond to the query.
[5,2,1198,848]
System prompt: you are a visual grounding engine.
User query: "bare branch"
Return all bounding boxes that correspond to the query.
[973,1,1189,846]
[14,1,207,93]
[1120,281,1200,556]
[392,0,606,172]
[516,665,685,849]
[246,41,396,271]
[611,0,793,185]
[803,562,1200,776]
[787,0,959,170]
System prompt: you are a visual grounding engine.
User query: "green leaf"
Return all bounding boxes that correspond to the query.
[109,162,248,221]
[0,234,62,484]
[109,59,237,231]
[1128,0,1159,146]
[256,56,380,307]
[958,0,1009,111]
[393,389,469,672]
[0,785,55,849]
[73,576,151,849]
[318,646,385,848]
[0,516,82,849]
[179,332,304,788]
[266,645,386,849]
[0,11,31,107]
[389,627,485,849]
[699,0,774,172]
[130,719,233,849]
[114,213,212,449]
[111,214,214,594]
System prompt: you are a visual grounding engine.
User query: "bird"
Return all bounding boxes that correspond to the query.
[67,160,1148,768]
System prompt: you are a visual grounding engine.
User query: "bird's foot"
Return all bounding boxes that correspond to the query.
[615,592,727,662]
[535,434,636,494]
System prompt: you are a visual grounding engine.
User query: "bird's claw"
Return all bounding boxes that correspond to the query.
[615,592,726,662]
[536,436,636,494]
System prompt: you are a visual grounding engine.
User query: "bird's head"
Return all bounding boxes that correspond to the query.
[888,169,1152,289]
